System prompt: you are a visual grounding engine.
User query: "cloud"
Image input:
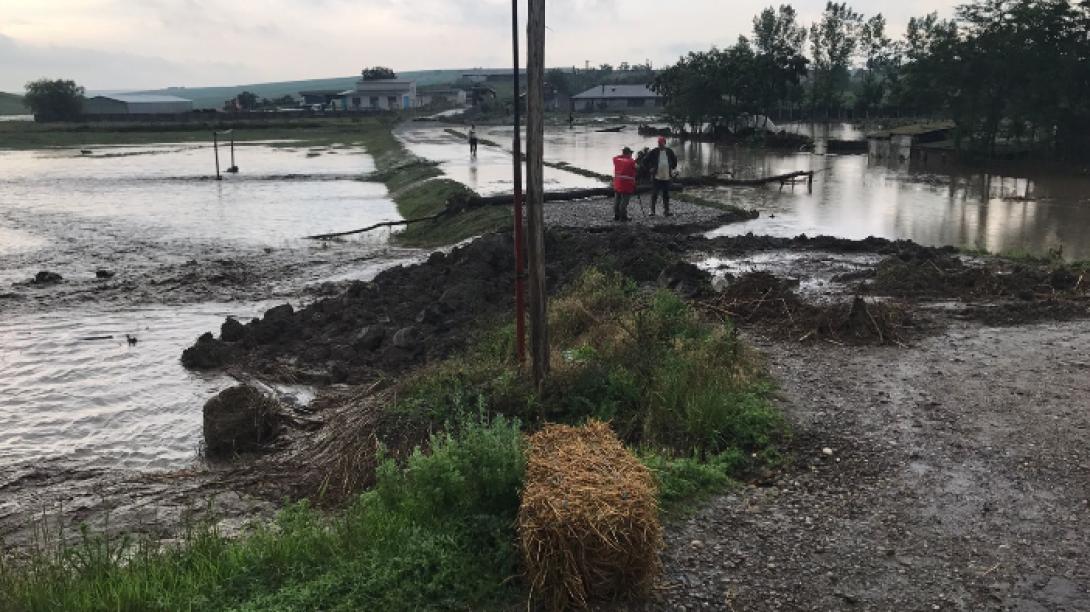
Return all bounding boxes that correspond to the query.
[0,33,250,92]
[0,0,964,91]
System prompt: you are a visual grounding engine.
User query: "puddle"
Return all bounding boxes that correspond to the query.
[698,251,883,299]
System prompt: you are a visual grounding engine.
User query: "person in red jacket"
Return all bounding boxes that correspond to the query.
[612,146,637,222]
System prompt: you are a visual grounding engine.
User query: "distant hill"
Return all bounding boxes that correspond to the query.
[129,70,470,109]
[0,92,26,115]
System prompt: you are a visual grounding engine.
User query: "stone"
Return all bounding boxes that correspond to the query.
[352,325,386,351]
[392,326,420,349]
[32,271,63,284]
[202,385,281,459]
[181,333,234,370]
[95,269,116,279]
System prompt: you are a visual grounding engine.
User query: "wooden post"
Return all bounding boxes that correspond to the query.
[213,132,221,180]
[511,0,527,365]
[526,0,549,387]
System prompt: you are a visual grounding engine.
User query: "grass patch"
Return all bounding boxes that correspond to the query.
[358,121,511,247]
[0,413,525,611]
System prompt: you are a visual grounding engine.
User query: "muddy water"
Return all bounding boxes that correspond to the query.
[0,303,273,471]
[1,143,408,471]
[403,125,1090,260]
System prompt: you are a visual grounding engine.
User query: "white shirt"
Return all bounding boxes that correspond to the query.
[655,150,671,181]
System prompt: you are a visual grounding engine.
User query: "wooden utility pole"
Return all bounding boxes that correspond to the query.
[525,0,549,387]
[511,0,527,365]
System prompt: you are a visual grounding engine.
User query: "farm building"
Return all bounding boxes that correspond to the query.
[571,84,662,112]
[418,88,468,108]
[83,94,193,115]
[338,78,418,111]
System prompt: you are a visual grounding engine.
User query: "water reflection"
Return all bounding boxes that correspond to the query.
[402,125,1090,260]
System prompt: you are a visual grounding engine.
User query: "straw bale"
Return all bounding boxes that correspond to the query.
[518,420,662,610]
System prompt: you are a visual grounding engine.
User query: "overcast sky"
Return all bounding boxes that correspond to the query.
[0,0,961,93]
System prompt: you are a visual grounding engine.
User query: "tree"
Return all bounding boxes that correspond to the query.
[23,79,84,120]
[809,2,863,117]
[752,5,809,122]
[361,66,397,80]
[856,14,898,115]
[236,91,259,110]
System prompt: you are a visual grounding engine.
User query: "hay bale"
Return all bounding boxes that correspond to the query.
[518,421,662,610]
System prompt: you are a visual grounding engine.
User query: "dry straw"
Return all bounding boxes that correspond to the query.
[518,420,663,610]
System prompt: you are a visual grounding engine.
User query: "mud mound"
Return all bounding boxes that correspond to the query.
[870,248,1086,300]
[203,385,282,459]
[708,272,918,345]
[958,299,1090,326]
[182,227,689,384]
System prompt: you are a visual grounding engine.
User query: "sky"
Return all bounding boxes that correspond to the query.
[0,0,961,93]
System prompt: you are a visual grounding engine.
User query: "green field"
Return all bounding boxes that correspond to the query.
[0,92,26,115]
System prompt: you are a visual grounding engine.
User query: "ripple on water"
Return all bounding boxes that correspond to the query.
[0,303,275,471]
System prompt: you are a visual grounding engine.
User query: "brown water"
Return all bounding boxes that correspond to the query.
[403,125,1090,260]
[0,142,410,471]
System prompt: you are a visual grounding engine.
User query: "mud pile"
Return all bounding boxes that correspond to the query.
[182,227,689,384]
[708,271,919,345]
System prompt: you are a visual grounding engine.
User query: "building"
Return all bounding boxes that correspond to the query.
[338,78,418,111]
[571,84,662,112]
[299,90,344,108]
[418,89,468,108]
[867,122,956,159]
[83,94,193,115]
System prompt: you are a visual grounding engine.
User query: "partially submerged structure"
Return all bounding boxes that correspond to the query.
[867,122,956,160]
[571,84,662,112]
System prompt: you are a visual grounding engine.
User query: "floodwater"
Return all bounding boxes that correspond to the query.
[0,143,406,471]
[405,124,1090,260]
[0,303,270,471]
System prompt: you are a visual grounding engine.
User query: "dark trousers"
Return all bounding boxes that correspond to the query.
[651,180,671,214]
[470,139,478,155]
[613,193,631,221]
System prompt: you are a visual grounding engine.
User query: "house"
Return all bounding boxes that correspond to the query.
[83,94,193,115]
[299,90,344,108]
[338,78,418,111]
[418,89,468,108]
[571,84,662,112]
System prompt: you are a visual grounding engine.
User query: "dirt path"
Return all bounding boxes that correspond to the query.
[645,321,1090,611]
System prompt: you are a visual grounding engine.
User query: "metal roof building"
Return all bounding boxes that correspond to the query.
[83,94,194,115]
[571,84,662,112]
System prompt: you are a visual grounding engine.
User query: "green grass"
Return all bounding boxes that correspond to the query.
[0,413,525,612]
[0,92,25,115]
[357,120,511,247]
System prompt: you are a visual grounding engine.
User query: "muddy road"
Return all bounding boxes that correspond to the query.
[645,320,1090,611]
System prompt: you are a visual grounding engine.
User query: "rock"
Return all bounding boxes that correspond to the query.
[822,448,834,456]
[95,269,115,279]
[416,304,446,325]
[352,325,386,351]
[202,385,281,459]
[263,303,294,323]
[32,271,63,285]
[392,326,420,349]
[657,261,711,299]
[250,303,296,344]
[220,317,247,342]
[439,281,484,309]
[181,332,234,370]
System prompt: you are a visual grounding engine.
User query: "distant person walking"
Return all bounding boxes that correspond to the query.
[612,146,637,222]
[468,125,479,156]
[641,136,677,216]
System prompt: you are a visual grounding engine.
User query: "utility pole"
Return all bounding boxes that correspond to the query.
[213,131,221,180]
[511,0,527,365]
[526,0,549,387]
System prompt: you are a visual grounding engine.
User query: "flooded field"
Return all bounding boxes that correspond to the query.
[404,124,1090,260]
[0,142,408,471]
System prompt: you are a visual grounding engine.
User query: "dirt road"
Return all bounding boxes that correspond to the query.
[646,320,1090,611]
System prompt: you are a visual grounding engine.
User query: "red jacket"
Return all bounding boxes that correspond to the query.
[612,155,637,194]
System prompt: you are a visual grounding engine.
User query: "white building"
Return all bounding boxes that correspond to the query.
[83,94,193,115]
[338,79,418,111]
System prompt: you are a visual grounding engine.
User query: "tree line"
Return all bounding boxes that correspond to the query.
[650,0,1090,160]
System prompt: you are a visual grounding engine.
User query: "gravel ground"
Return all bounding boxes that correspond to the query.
[544,196,734,229]
[633,320,1090,611]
